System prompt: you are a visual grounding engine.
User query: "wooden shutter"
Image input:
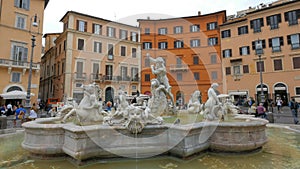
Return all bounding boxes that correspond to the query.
[252,41,255,50]
[269,38,273,48]
[250,20,254,29]
[260,18,264,26]
[76,20,79,30]
[280,37,284,46]
[287,35,291,44]
[84,22,87,32]
[247,46,250,54]
[262,40,266,48]
[278,14,282,23]
[266,16,270,25]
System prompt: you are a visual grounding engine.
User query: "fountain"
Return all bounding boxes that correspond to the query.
[20,54,268,165]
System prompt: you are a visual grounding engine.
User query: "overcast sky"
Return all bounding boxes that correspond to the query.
[43,0,272,34]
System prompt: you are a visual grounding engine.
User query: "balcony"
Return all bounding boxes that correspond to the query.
[74,73,87,81]
[0,59,40,72]
[90,73,101,82]
[170,64,189,72]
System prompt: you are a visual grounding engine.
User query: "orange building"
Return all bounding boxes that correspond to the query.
[138,11,226,105]
[40,11,140,103]
[220,0,300,105]
[0,0,49,106]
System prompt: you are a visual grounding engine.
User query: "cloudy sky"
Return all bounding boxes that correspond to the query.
[43,0,272,34]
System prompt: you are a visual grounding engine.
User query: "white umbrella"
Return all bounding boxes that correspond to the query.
[0,90,35,99]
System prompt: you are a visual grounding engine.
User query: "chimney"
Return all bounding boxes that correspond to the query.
[198,11,201,16]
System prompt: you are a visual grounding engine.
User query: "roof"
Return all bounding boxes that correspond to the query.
[246,0,299,15]
[45,0,49,9]
[137,10,227,22]
[43,33,61,38]
[59,11,139,28]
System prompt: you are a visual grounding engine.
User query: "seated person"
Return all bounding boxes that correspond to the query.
[28,107,38,120]
[256,103,266,119]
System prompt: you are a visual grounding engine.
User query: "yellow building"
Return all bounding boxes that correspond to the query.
[0,0,49,106]
[220,0,300,105]
[40,11,141,104]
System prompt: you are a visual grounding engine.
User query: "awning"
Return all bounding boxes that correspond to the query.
[0,90,35,99]
[229,91,248,96]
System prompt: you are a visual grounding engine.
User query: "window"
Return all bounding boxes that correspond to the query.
[120,66,128,80]
[221,29,231,38]
[131,32,138,42]
[176,57,182,65]
[11,72,21,82]
[76,61,84,78]
[267,14,281,30]
[92,63,100,80]
[105,65,113,80]
[190,39,200,48]
[211,71,218,80]
[121,46,126,56]
[190,24,200,32]
[225,67,231,75]
[174,26,183,34]
[269,37,283,52]
[233,65,241,75]
[252,39,266,51]
[207,22,217,30]
[77,39,84,50]
[93,24,102,35]
[208,37,218,46]
[77,20,87,32]
[194,72,200,80]
[256,60,265,72]
[293,57,300,69]
[211,54,217,64]
[174,40,184,48]
[107,27,116,37]
[94,41,102,53]
[108,44,114,58]
[193,56,199,65]
[63,40,66,51]
[14,0,30,10]
[239,46,250,56]
[222,49,232,58]
[158,42,168,49]
[143,42,152,49]
[11,44,28,65]
[145,74,150,81]
[158,28,167,35]
[296,87,300,95]
[177,73,182,81]
[131,67,139,81]
[274,59,283,71]
[145,28,150,35]
[287,34,300,49]
[238,26,248,35]
[284,10,300,26]
[15,14,26,29]
[250,18,264,33]
[132,48,137,58]
[120,29,128,40]
[243,65,249,74]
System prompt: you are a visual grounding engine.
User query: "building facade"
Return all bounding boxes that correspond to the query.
[40,11,141,103]
[221,0,300,105]
[0,0,49,106]
[138,11,226,105]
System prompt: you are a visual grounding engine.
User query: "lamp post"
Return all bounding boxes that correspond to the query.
[255,40,265,103]
[25,14,39,114]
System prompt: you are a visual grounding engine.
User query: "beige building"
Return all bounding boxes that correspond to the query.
[0,0,49,106]
[221,0,300,105]
[40,11,141,103]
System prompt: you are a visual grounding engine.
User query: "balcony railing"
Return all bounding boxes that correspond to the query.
[90,73,101,81]
[74,73,87,80]
[170,64,189,72]
[0,59,40,70]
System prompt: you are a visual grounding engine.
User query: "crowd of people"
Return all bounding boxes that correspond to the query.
[0,102,38,127]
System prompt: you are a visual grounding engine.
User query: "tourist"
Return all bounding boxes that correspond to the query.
[276,97,283,113]
[28,107,38,120]
[256,103,266,119]
[14,105,26,127]
[6,102,13,116]
[289,98,299,124]
[0,104,6,116]
[248,103,257,115]
[106,101,112,112]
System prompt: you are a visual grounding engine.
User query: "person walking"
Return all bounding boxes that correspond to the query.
[289,98,299,124]
[276,97,283,113]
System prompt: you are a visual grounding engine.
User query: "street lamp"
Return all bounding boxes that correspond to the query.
[255,40,265,103]
[25,14,39,113]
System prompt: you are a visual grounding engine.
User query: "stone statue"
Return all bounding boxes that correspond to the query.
[61,83,106,125]
[203,83,222,121]
[187,90,202,114]
[147,53,175,110]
